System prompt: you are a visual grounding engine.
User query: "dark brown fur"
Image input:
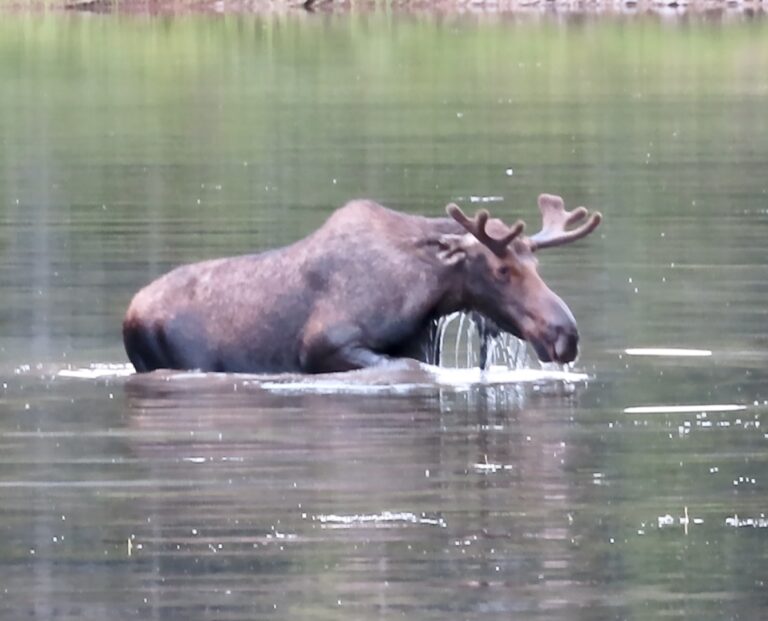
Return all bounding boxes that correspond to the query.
[123,199,586,374]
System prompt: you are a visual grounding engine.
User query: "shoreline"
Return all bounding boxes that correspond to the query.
[2,0,766,16]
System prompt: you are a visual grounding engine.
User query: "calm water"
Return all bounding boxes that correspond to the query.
[1,12,768,621]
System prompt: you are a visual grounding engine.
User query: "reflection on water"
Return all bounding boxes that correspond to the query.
[1,11,768,621]
[624,347,713,357]
[3,355,766,620]
[623,403,747,414]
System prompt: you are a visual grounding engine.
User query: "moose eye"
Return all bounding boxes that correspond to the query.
[496,265,511,279]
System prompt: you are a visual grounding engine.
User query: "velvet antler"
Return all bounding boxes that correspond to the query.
[446,203,525,257]
[528,194,602,251]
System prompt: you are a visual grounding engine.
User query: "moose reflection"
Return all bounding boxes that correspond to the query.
[123,194,601,374]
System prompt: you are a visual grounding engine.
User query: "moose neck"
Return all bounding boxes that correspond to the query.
[416,217,475,318]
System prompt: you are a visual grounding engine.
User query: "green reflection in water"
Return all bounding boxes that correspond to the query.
[2,14,766,362]
[0,14,767,620]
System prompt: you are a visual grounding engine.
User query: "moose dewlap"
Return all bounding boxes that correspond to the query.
[123,194,601,374]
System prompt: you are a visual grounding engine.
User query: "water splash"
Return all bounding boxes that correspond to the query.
[431,312,530,370]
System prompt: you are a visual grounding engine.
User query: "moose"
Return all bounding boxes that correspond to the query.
[123,194,601,374]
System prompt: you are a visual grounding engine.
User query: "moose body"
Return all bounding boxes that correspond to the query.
[123,195,600,374]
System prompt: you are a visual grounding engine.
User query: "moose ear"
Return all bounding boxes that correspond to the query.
[436,234,469,267]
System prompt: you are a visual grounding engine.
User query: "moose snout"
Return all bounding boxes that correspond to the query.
[526,294,580,364]
[531,324,578,364]
[553,327,579,363]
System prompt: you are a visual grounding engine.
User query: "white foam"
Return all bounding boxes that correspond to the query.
[53,362,587,394]
[259,365,588,394]
[57,364,135,379]
[429,365,588,386]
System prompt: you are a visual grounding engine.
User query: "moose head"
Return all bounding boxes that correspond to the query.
[437,194,602,364]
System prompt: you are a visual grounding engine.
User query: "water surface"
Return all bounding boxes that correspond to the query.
[1,13,767,620]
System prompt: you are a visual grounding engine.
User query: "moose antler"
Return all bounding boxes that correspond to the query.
[446,203,525,257]
[528,194,602,251]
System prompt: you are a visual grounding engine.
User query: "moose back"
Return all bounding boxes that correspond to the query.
[123,195,601,374]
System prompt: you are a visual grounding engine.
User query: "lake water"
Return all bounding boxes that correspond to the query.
[1,11,768,621]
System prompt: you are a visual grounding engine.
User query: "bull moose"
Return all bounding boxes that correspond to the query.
[123,194,601,374]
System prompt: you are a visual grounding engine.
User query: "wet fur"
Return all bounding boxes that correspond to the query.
[124,200,466,374]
